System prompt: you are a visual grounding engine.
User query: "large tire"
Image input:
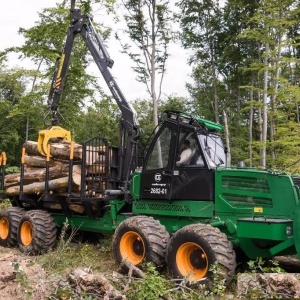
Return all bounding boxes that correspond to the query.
[113,216,170,269]
[166,224,236,285]
[0,207,24,247]
[18,210,57,255]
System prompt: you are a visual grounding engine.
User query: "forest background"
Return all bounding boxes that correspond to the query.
[1,0,300,173]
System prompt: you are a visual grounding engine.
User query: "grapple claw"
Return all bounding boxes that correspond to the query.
[37,126,71,156]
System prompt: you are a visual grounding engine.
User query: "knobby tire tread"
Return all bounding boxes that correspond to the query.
[113,215,170,268]
[19,210,57,255]
[0,207,24,247]
[167,224,236,285]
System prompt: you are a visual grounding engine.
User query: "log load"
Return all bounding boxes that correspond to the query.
[6,177,70,196]
[23,140,83,161]
[5,164,69,187]
[5,142,79,195]
[4,140,107,210]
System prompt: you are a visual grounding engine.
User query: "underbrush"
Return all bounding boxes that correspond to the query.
[29,222,291,299]
[34,222,233,299]
[37,220,116,275]
[0,198,11,210]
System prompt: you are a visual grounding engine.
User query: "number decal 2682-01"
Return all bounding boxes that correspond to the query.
[150,188,167,194]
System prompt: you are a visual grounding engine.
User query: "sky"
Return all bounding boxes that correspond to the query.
[0,0,192,101]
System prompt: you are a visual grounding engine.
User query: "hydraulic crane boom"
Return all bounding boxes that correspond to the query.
[40,3,140,184]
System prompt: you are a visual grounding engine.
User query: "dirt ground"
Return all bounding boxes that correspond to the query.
[2,243,300,300]
[0,246,48,300]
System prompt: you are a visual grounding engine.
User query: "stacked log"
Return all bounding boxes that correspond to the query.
[5,140,83,197]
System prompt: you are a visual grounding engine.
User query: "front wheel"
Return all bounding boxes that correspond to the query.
[0,207,24,247]
[166,224,236,285]
[18,210,57,255]
[113,216,169,269]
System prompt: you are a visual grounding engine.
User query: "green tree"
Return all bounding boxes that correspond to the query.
[0,63,45,165]
[2,1,118,148]
[116,0,173,127]
[239,0,300,169]
[178,0,223,123]
[75,94,119,144]
[116,0,173,167]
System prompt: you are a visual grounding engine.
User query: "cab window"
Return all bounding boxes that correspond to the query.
[146,126,172,170]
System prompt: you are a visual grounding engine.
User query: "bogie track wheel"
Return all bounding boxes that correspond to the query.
[113,216,170,269]
[0,207,24,247]
[18,210,57,255]
[167,224,236,285]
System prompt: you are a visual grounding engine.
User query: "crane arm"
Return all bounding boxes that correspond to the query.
[43,5,140,183]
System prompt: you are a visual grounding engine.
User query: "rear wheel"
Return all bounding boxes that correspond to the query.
[166,224,236,285]
[18,210,57,255]
[113,216,169,269]
[0,207,24,247]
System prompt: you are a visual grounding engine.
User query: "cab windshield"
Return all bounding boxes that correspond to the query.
[198,133,226,167]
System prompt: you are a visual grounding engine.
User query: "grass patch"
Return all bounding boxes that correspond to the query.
[37,221,116,275]
[0,198,11,210]
[38,242,116,274]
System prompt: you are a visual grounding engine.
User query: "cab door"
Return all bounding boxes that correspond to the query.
[140,123,176,199]
[170,128,214,201]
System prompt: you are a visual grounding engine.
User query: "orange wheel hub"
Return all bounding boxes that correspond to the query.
[120,231,145,265]
[0,217,9,240]
[20,221,33,246]
[176,242,208,280]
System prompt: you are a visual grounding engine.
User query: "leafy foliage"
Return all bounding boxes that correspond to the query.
[125,263,170,300]
[247,257,285,274]
[2,0,300,171]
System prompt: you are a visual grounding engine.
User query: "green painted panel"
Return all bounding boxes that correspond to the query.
[131,172,141,200]
[195,116,223,131]
[169,111,223,131]
[53,213,116,234]
[237,237,296,259]
[215,168,298,218]
[51,199,127,235]
[293,201,300,259]
[214,168,299,259]
[222,175,270,192]
[222,193,272,207]
[237,218,292,240]
[133,200,214,218]
[153,216,212,233]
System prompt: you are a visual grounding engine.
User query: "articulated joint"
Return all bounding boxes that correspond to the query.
[209,220,226,228]
[209,218,237,234]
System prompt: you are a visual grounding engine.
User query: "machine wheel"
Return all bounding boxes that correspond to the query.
[18,210,57,255]
[166,224,236,285]
[113,216,170,269]
[0,207,24,247]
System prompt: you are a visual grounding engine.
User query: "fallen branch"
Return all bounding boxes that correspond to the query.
[121,259,146,279]
[69,268,127,300]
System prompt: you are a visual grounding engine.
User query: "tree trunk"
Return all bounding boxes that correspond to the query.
[5,140,87,196]
[248,72,254,167]
[5,164,70,187]
[6,164,82,195]
[6,177,73,196]
[223,110,231,167]
[24,155,63,168]
[261,42,269,168]
[270,23,282,166]
[23,140,83,161]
